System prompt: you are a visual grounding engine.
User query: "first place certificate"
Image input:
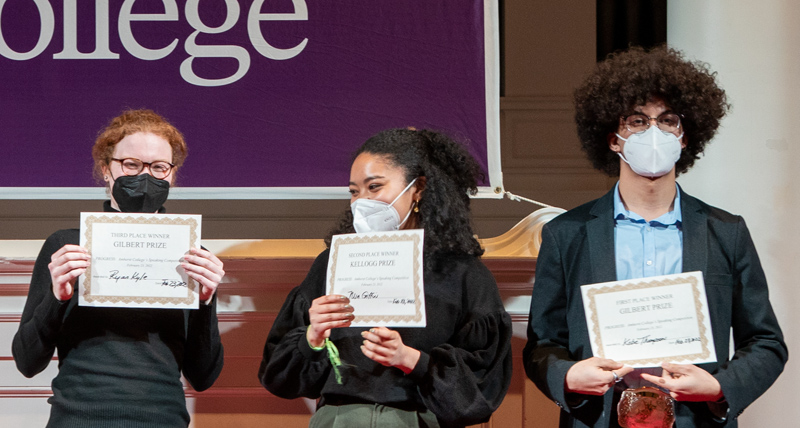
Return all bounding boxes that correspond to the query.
[78,212,201,309]
[327,229,425,327]
[580,271,717,367]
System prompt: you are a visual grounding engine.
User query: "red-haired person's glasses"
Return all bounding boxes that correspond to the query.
[111,158,174,180]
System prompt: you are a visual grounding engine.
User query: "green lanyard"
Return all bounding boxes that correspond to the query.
[307,326,343,384]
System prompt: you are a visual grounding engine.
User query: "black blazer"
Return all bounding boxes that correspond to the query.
[523,187,787,428]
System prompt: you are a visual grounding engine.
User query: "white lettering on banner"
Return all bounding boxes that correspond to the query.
[0,0,55,60]
[55,0,118,59]
[0,0,309,86]
[248,0,308,60]
[118,0,179,61]
[182,0,250,87]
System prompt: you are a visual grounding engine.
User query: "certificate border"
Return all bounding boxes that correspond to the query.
[585,273,712,366]
[329,232,423,324]
[82,214,199,306]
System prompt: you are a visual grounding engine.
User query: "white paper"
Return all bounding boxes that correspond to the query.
[580,271,717,368]
[327,229,425,327]
[78,212,201,309]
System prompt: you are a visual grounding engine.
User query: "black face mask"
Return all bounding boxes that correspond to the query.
[111,174,170,213]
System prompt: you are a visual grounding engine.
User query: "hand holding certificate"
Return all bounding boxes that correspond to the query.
[326,229,426,327]
[79,212,202,309]
[581,272,716,368]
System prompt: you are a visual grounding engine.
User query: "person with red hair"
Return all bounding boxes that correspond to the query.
[13,109,225,428]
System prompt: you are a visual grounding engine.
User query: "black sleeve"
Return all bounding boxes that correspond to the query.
[523,224,590,412]
[182,294,224,391]
[407,259,513,426]
[258,252,332,399]
[12,232,72,378]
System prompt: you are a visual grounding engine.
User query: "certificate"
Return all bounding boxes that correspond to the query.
[78,212,201,309]
[580,271,716,367]
[327,229,425,327]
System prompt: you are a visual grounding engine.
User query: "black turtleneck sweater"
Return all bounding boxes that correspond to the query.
[12,202,224,427]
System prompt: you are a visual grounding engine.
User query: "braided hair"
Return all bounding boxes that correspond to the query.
[326,128,485,267]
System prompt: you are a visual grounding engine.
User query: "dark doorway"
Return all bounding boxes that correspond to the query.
[597,0,667,61]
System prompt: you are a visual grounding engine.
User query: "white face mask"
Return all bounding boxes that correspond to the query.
[351,178,418,233]
[616,126,683,178]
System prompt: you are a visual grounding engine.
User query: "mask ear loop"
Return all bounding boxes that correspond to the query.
[614,133,631,166]
[388,178,418,206]
[388,178,419,230]
[395,201,417,230]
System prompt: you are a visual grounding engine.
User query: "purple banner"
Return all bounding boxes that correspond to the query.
[0,0,492,195]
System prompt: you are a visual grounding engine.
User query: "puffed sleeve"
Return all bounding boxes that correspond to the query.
[258,251,332,399]
[182,294,224,391]
[712,217,787,418]
[12,231,72,378]
[406,259,513,427]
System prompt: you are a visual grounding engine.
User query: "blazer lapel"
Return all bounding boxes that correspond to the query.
[680,188,708,275]
[587,189,617,283]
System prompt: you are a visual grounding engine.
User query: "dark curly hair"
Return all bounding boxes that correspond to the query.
[326,128,485,267]
[574,45,729,176]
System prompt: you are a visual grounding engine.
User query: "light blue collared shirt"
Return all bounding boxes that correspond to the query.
[613,182,683,388]
[613,182,683,281]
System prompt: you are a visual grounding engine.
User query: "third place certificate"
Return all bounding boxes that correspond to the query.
[79,212,201,309]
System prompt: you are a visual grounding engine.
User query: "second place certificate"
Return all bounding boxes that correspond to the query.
[327,229,426,327]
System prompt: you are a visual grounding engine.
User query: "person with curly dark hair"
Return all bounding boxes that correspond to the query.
[523,46,786,428]
[259,128,512,427]
[574,46,728,178]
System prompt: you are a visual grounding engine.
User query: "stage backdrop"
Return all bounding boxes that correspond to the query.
[0,0,501,199]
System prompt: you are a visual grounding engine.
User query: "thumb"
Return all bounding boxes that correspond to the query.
[65,277,76,297]
[596,358,625,370]
[616,365,635,377]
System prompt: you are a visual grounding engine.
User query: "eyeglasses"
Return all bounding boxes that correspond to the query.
[622,112,682,134]
[111,158,175,180]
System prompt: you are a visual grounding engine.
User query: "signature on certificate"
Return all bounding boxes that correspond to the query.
[108,270,148,283]
[348,291,379,299]
[622,335,667,346]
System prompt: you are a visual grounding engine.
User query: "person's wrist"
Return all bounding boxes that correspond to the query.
[52,285,72,302]
[564,367,577,393]
[708,377,724,402]
[306,325,325,350]
[398,347,420,374]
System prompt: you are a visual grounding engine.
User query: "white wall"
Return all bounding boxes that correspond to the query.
[669,1,799,425]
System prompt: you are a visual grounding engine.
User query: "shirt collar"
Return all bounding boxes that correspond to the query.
[613,182,682,227]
